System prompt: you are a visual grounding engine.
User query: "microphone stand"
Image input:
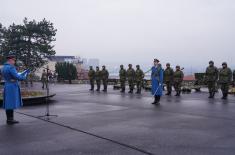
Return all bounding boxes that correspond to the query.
[37,65,57,120]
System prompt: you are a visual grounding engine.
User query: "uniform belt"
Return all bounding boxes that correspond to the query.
[6,79,17,83]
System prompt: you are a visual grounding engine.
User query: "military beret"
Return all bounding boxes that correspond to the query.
[176,65,180,68]
[166,63,170,66]
[6,55,16,60]
[154,59,159,62]
[136,65,140,67]
[209,61,214,64]
[222,62,227,66]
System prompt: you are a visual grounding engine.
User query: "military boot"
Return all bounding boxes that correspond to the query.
[223,93,228,100]
[208,92,213,98]
[178,90,181,96]
[212,92,215,98]
[175,92,179,96]
[136,89,140,94]
[6,110,19,125]
[120,88,125,93]
[165,91,171,95]
[152,96,157,104]
[221,93,227,100]
[155,96,160,105]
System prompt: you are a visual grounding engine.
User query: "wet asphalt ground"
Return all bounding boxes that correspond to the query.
[1,83,235,155]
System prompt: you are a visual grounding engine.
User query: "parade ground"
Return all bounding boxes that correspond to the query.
[1,84,235,155]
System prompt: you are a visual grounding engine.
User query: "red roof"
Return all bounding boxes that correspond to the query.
[183,75,195,81]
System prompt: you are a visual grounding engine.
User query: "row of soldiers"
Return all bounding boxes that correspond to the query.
[88,61,235,100]
[120,63,184,96]
[164,61,235,99]
[88,63,184,95]
[88,66,109,92]
[205,61,234,100]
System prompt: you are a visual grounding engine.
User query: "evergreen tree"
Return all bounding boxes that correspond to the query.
[55,62,77,84]
[0,18,57,71]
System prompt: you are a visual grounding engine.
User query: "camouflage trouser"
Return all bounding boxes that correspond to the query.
[207,81,216,93]
[102,79,108,90]
[128,80,135,90]
[42,79,47,89]
[174,82,182,93]
[90,79,95,90]
[96,80,101,90]
[136,80,142,92]
[165,81,172,93]
[120,80,126,91]
[220,83,229,94]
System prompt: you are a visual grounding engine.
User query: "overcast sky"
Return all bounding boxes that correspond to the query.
[1,0,235,69]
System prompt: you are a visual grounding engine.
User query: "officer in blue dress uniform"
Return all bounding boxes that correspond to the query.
[151,59,164,105]
[2,55,28,125]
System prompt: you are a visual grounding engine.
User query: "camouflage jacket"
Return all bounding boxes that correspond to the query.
[219,68,232,84]
[101,69,109,80]
[119,69,126,81]
[174,70,184,83]
[135,69,144,82]
[95,70,102,81]
[205,66,218,82]
[88,69,95,80]
[164,67,174,82]
[126,68,135,81]
[41,72,47,81]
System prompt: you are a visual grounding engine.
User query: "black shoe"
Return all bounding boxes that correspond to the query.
[221,97,227,100]
[152,96,160,105]
[7,120,19,125]
[221,95,227,100]
[89,89,94,91]
[212,92,215,98]
[96,89,100,92]
[103,90,107,92]
[208,92,213,98]
[155,102,160,105]
[165,92,170,95]
[221,93,227,100]
[128,91,133,94]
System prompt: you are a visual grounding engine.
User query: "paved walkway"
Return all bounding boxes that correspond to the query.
[1,84,235,155]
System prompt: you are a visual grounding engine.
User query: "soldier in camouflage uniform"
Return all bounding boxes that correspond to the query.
[173,66,184,96]
[205,61,218,98]
[126,64,136,94]
[119,65,126,93]
[88,66,95,91]
[218,62,232,100]
[164,63,174,95]
[101,65,109,92]
[41,69,47,89]
[135,65,144,94]
[95,66,101,92]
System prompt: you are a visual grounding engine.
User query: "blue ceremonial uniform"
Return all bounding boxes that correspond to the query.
[151,65,164,96]
[2,63,26,110]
